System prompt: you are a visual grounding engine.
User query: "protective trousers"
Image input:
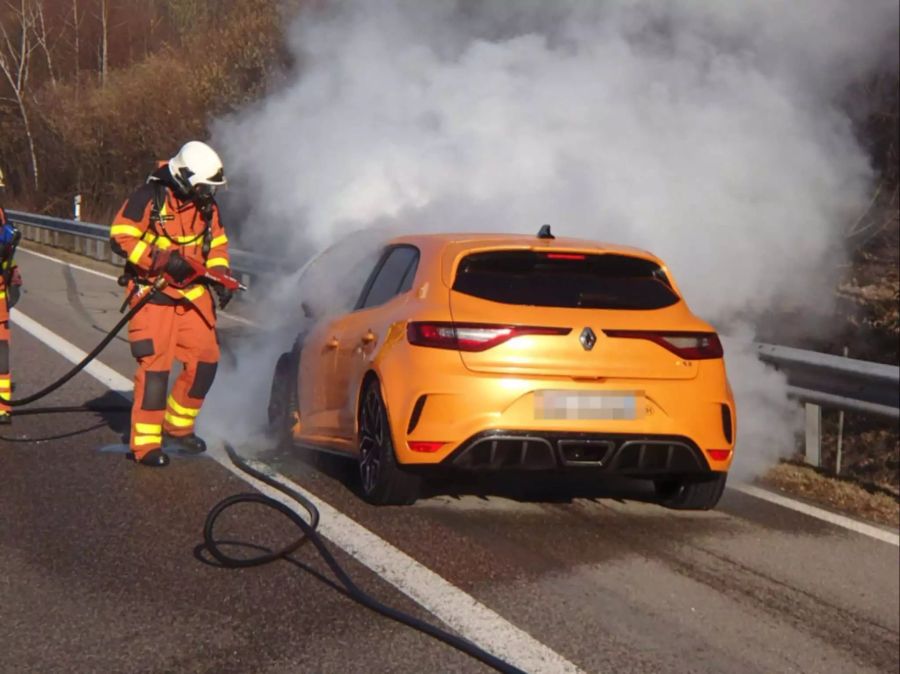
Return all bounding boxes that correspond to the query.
[128,301,219,459]
[0,294,9,414]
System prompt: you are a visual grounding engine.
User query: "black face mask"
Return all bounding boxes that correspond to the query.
[192,183,218,218]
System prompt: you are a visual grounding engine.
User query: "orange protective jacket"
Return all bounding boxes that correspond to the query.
[110,164,230,326]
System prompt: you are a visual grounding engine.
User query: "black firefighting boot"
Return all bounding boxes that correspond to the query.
[0,412,10,425]
[138,449,170,467]
[162,432,207,455]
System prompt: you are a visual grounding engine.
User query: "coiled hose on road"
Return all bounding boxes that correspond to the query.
[5,284,525,673]
[203,443,526,674]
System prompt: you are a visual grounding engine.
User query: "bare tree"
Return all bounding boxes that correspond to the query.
[98,0,107,86]
[32,0,57,85]
[71,0,80,81]
[0,0,40,191]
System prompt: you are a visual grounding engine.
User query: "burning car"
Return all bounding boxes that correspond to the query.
[268,227,735,507]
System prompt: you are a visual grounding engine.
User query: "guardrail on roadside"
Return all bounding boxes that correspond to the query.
[9,209,899,469]
[757,343,899,419]
[6,209,272,289]
[756,342,899,470]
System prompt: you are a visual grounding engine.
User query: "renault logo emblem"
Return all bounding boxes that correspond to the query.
[580,327,596,351]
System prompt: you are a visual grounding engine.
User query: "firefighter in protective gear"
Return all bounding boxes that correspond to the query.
[0,167,23,425]
[110,141,231,467]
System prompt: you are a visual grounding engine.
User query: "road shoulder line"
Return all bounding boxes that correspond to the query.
[733,484,899,546]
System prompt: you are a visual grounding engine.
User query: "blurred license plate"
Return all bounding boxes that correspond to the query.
[535,391,639,420]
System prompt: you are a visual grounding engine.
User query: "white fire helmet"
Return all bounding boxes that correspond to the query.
[168,141,226,195]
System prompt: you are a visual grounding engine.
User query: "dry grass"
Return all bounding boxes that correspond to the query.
[762,462,899,528]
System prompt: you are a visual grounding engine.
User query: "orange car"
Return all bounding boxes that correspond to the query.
[268,227,736,508]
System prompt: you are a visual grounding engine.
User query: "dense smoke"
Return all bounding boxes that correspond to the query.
[203,0,898,479]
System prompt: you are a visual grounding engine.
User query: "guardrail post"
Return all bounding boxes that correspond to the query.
[804,403,822,467]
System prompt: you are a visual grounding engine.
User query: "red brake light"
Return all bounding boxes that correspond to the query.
[707,449,732,462]
[408,441,447,453]
[545,253,586,260]
[407,322,571,352]
[603,330,724,360]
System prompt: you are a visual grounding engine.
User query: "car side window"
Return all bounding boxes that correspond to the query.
[355,246,419,310]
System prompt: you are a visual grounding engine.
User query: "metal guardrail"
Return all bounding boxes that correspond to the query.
[6,209,272,287]
[757,343,899,420]
[756,343,898,469]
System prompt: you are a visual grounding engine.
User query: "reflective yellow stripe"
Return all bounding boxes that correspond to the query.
[165,412,194,428]
[205,257,229,268]
[167,396,200,418]
[180,286,205,302]
[0,291,5,300]
[210,234,228,248]
[135,422,162,434]
[110,224,144,238]
[133,435,162,447]
[172,234,204,243]
[128,240,148,264]
[155,237,172,250]
[0,382,10,392]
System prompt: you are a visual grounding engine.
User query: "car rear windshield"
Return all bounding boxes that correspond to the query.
[453,250,680,310]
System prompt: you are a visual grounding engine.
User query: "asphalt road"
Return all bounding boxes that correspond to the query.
[0,245,897,674]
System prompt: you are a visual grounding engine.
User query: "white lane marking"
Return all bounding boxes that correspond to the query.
[11,310,132,395]
[18,245,122,283]
[17,245,255,327]
[216,458,585,674]
[733,484,899,547]
[12,310,585,674]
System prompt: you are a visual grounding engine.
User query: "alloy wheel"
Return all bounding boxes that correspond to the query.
[359,387,385,494]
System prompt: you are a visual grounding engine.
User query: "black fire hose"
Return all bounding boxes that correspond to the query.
[204,444,526,674]
[1,279,163,408]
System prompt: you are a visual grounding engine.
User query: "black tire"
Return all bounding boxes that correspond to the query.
[358,379,420,505]
[267,351,298,448]
[654,472,728,510]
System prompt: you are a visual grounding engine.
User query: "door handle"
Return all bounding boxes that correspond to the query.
[361,330,376,345]
[327,336,339,349]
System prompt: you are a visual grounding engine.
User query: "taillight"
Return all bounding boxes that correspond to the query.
[407,322,571,352]
[603,330,724,360]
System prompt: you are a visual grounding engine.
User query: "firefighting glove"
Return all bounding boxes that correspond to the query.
[159,250,195,285]
[214,285,234,310]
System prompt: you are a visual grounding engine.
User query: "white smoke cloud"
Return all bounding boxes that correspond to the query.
[204,0,898,477]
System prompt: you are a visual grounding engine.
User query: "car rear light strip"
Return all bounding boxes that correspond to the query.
[407,322,571,352]
[603,330,724,360]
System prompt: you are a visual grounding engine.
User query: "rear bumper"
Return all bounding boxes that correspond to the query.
[376,344,735,472]
[442,430,714,476]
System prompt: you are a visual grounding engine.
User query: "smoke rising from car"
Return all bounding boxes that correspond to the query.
[202,0,898,477]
